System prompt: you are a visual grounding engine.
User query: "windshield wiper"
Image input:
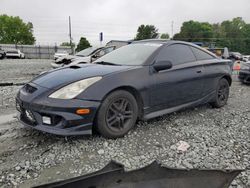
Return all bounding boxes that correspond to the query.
[95,61,120,66]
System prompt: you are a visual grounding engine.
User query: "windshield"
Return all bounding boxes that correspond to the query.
[94,43,162,65]
[76,47,98,57]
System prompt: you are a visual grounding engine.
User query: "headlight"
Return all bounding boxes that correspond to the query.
[49,77,102,99]
[240,63,250,70]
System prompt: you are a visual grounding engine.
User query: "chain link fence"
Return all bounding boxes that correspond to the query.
[0,44,72,59]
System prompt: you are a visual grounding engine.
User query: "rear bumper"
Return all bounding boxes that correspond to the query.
[16,96,101,136]
[238,70,250,84]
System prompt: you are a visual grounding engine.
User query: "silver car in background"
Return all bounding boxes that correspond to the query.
[54,50,69,60]
[51,46,116,68]
[6,49,25,59]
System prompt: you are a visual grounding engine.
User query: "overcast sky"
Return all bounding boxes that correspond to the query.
[0,0,249,46]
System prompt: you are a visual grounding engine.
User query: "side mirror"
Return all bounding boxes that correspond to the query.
[153,61,172,72]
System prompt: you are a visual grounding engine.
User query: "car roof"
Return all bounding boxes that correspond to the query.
[132,39,200,46]
[132,39,217,58]
[132,39,170,44]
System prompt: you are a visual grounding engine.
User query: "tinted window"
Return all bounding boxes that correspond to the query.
[157,44,196,66]
[191,47,215,60]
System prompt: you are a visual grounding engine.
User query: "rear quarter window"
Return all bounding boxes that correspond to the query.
[191,47,215,60]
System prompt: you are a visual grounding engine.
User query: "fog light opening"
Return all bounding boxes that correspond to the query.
[42,116,51,125]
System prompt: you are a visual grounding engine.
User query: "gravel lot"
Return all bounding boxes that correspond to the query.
[0,59,249,188]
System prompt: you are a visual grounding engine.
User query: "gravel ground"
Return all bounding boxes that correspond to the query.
[0,59,51,84]
[0,59,51,115]
[0,59,249,188]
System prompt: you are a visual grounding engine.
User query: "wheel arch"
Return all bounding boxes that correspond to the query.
[100,86,144,120]
[221,75,232,86]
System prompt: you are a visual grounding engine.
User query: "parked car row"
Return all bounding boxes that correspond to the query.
[0,48,25,59]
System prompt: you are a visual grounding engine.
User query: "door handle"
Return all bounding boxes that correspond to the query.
[196,70,202,73]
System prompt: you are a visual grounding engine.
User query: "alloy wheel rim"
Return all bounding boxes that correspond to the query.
[218,84,228,103]
[106,98,133,132]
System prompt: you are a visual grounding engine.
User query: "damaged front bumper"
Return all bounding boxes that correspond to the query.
[34,161,243,188]
[16,83,100,136]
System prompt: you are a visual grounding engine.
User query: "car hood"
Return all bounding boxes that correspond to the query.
[32,64,134,89]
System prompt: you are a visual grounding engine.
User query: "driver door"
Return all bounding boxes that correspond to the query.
[150,44,205,110]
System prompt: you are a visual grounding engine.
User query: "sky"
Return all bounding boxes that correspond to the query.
[0,0,249,46]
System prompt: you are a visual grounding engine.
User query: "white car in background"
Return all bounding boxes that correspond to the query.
[6,49,25,59]
[51,46,116,68]
[54,50,69,60]
[243,55,250,62]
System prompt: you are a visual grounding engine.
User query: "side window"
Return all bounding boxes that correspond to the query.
[103,47,115,54]
[191,47,215,60]
[157,44,196,66]
[94,50,101,56]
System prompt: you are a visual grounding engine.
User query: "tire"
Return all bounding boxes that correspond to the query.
[96,90,138,138]
[210,78,229,108]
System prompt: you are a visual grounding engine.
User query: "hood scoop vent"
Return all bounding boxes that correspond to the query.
[69,65,81,69]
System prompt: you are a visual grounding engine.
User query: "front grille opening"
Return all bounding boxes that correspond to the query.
[21,110,37,126]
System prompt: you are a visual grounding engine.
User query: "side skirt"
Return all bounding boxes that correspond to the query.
[143,91,216,120]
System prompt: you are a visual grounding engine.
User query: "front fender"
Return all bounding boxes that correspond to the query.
[76,66,151,107]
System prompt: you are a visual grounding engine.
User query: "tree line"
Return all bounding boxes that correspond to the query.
[1,14,249,54]
[173,17,250,54]
[133,17,250,54]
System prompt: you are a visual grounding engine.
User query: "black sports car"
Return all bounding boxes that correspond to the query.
[16,40,232,138]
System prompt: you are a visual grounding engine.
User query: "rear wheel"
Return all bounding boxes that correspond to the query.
[210,78,229,108]
[96,90,138,138]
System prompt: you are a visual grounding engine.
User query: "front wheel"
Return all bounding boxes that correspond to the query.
[96,90,138,138]
[210,78,229,108]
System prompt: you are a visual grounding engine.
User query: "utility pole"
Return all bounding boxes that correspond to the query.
[171,21,174,39]
[69,16,73,54]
